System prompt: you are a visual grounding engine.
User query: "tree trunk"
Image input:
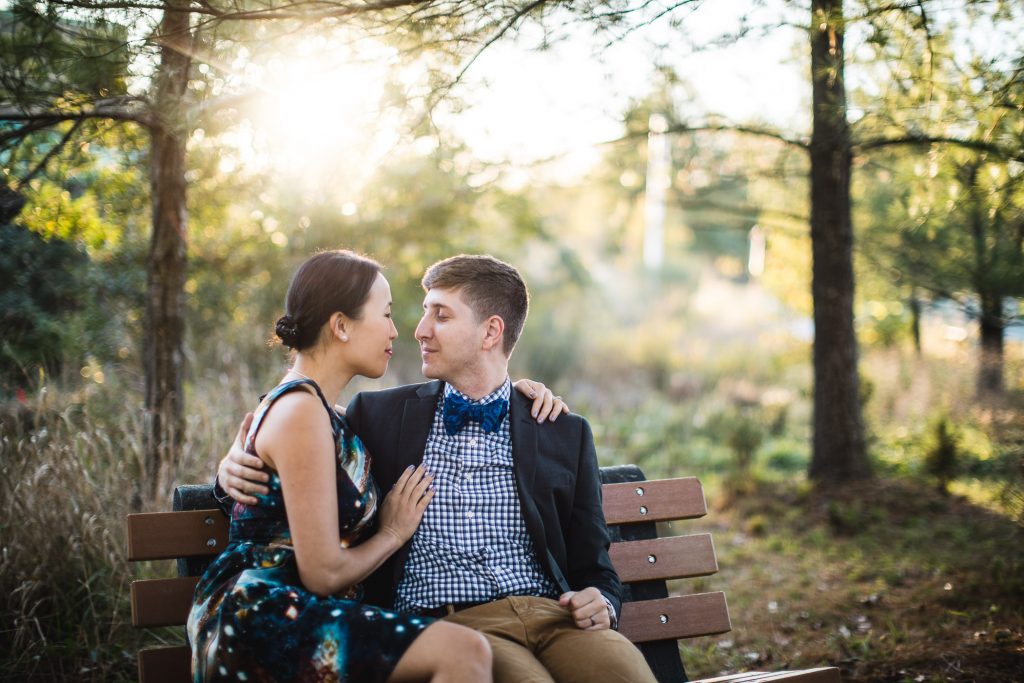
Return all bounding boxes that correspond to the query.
[143,2,191,499]
[909,287,922,356]
[964,162,1006,397]
[977,293,1004,396]
[807,0,871,484]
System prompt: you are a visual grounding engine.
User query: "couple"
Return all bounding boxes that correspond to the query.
[189,251,656,683]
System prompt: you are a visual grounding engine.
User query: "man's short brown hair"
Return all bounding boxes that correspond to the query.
[421,255,529,356]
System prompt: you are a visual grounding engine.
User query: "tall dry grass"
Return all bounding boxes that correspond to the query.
[0,368,262,682]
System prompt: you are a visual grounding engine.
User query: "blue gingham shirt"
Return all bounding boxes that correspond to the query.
[394,379,559,611]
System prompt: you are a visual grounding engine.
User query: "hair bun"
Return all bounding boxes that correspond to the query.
[275,314,301,348]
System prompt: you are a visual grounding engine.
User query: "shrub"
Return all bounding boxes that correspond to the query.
[923,415,959,495]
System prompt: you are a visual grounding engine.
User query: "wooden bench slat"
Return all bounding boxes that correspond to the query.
[131,577,199,628]
[610,533,718,582]
[695,670,841,683]
[745,670,841,683]
[127,509,228,561]
[138,645,191,683]
[764,670,841,683]
[618,592,731,643]
[602,477,707,524]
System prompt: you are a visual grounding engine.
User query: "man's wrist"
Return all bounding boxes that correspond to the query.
[601,595,618,630]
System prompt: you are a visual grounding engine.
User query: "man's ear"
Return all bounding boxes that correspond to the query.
[481,315,505,352]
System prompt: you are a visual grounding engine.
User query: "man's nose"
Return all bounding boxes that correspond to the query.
[414,317,429,340]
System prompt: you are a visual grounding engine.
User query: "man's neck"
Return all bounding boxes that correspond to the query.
[447,363,509,400]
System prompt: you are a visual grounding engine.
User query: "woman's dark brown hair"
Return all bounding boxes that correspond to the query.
[275,250,381,351]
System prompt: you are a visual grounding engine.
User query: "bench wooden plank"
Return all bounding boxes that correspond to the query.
[746,670,840,683]
[603,477,707,524]
[131,577,199,627]
[127,510,228,561]
[694,669,841,683]
[610,533,718,582]
[138,645,191,683]
[618,592,731,643]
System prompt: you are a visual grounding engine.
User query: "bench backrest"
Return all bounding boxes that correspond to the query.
[126,465,730,683]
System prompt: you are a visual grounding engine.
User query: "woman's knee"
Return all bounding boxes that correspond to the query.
[461,628,492,668]
[434,621,492,666]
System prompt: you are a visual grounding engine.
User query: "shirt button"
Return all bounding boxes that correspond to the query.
[468,438,478,446]
[466,511,475,519]
[464,474,472,481]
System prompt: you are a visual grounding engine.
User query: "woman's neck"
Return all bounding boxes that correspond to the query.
[287,354,352,406]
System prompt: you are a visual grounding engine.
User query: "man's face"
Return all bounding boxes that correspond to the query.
[414,287,485,383]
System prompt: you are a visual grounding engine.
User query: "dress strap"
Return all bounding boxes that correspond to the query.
[244,378,338,453]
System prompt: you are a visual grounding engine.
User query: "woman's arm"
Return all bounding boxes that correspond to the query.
[255,391,433,597]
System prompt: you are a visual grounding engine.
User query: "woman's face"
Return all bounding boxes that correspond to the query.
[344,272,398,379]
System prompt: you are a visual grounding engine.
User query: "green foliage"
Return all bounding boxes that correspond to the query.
[853,11,1024,369]
[0,217,89,386]
[0,2,130,106]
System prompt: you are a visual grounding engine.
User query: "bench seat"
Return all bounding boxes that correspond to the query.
[126,466,840,683]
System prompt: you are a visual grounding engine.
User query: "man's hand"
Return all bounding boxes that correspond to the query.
[217,412,270,506]
[559,587,612,631]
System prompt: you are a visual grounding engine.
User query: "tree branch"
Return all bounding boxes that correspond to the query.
[43,0,432,20]
[446,0,549,95]
[854,134,1024,162]
[602,121,810,150]
[0,97,151,130]
[15,120,84,189]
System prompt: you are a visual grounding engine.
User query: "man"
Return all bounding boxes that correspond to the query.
[218,254,655,682]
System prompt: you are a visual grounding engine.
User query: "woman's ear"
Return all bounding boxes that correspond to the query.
[329,312,349,342]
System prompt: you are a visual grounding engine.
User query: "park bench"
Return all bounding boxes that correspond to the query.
[126,465,840,683]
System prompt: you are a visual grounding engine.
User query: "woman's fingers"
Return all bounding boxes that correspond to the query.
[225,480,258,506]
[416,486,435,511]
[535,388,570,422]
[234,412,254,448]
[228,459,269,492]
[552,395,570,420]
[536,388,555,422]
[512,378,539,399]
[394,464,430,496]
[411,471,433,501]
[393,464,416,493]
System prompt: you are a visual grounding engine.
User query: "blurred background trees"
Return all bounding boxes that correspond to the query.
[3,0,1020,485]
[1,2,1022,677]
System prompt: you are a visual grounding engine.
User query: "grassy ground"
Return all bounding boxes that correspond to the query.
[675,477,1024,682]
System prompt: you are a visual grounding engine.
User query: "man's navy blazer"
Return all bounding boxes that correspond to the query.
[346,380,622,617]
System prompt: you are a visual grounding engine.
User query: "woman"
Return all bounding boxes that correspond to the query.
[188,250,494,682]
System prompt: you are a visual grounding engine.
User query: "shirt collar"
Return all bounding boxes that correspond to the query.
[443,377,511,405]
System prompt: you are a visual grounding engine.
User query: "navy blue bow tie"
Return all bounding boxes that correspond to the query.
[443,393,509,436]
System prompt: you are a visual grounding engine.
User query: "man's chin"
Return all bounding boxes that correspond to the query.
[421,363,440,379]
